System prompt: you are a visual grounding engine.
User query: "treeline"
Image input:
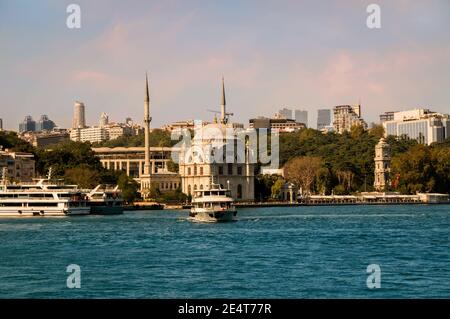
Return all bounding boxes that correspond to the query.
[257,125,449,197]
[92,129,176,148]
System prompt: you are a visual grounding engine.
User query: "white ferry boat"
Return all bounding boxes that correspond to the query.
[189,183,237,222]
[87,185,124,215]
[0,173,90,217]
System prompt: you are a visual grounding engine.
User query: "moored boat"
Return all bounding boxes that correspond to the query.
[87,185,124,215]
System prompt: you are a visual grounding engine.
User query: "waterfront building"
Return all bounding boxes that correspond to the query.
[179,78,255,201]
[294,110,308,127]
[19,130,70,148]
[382,108,450,145]
[19,115,36,133]
[332,104,368,134]
[317,109,331,130]
[72,101,86,129]
[373,138,391,191]
[36,115,56,132]
[379,111,395,123]
[93,146,181,191]
[249,117,305,132]
[0,148,35,182]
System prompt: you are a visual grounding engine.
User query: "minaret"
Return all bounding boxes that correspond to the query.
[143,73,152,176]
[220,76,226,124]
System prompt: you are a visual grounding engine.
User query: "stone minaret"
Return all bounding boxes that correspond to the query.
[143,73,152,177]
[374,137,391,191]
[220,77,226,124]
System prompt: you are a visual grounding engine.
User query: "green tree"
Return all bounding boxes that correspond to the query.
[117,174,139,203]
[271,177,285,199]
[64,165,101,188]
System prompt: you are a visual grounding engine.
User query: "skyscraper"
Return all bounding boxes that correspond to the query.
[294,110,308,126]
[36,115,56,131]
[99,112,109,127]
[278,107,292,119]
[317,109,331,130]
[332,105,367,134]
[19,116,36,133]
[0,118,3,131]
[72,101,86,129]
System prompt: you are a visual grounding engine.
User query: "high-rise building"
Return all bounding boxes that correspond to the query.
[249,117,305,132]
[36,115,56,131]
[277,108,292,119]
[374,138,391,191]
[294,110,308,127]
[72,101,86,129]
[99,112,109,127]
[19,116,36,133]
[317,109,331,130]
[0,118,3,131]
[382,108,450,145]
[332,105,368,134]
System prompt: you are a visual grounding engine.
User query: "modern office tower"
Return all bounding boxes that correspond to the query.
[379,111,395,123]
[19,115,36,133]
[382,108,450,145]
[72,101,86,129]
[317,109,331,130]
[332,105,368,134]
[278,107,293,120]
[0,118,3,131]
[374,138,391,191]
[294,110,308,127]
[36,115,56,131]
[99,112,109,127]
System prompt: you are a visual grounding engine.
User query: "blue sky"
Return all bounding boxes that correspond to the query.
[1,0,450,130]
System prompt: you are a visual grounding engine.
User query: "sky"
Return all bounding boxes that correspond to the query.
[1,0,450,130]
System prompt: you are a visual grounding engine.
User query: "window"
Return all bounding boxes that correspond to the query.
[237,184,242,199]
[200,184,203,190]
[188,167,191,175]
[237,166,242,175]
[228,163,233,175]
[218,166,223,175]
[194,165,197,175]
[200,167,204,175]
[194,185,197,191]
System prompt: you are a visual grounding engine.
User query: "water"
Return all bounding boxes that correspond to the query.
[0,205,449,298]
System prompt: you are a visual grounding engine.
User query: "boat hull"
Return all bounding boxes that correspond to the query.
[90,206,124,215]
[189,209,237,223]
[0,207,90,217]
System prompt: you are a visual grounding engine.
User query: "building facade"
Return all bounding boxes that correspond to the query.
[72,101,86,129]
[373,138,391,191]
[180,79,255,201]
[19,130,70,148]
[317,109,331,130]
[294,110,308,127]
[249,117,306,132]
[0,149,35,182]
[332,105,368,133]
[36,115,56,131]
[19,115,36,133]
[382,109,450,145]
[379,111,395,123]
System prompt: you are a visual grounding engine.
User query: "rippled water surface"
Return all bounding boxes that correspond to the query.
[0,205,449,298]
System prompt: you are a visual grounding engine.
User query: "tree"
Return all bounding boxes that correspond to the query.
[369,124,385,139]
[271,177,285,199]
[64,165,101,188]
[284,156,323,195]
[117,174,139,203]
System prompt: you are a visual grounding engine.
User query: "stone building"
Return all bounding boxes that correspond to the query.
[373,137,391,191]
[178,78,255,201]
[0,148,35,182]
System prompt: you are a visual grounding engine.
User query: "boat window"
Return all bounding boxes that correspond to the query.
[204,191,210,196]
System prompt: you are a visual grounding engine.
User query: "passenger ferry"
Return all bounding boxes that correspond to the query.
[0,170,90,217]
[87,185,124,215]
[189,183,237,222]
